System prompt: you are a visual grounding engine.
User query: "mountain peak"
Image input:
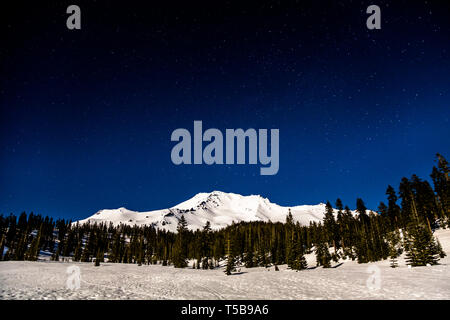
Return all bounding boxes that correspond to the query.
[77,191,362,232]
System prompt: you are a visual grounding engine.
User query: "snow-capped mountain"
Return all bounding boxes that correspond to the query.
[76,191,361,232]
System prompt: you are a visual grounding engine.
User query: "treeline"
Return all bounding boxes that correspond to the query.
[0,154,448,271]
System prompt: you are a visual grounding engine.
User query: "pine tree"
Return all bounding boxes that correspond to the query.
[405,224,440,266]
[109,233,121,263]
[288,230,308,270]
[244,250,254,268]
[289,251,308,271]
[286,209,294,225]
[201,221,212,269]
[386,229,401,268]
[388,236,399,268]
[389,250,398,268]
[386,185,401,228]
[137,236,144,266]
[95,249,102,266]
[323,201,338,254]
[355,224,369,264]
[14,233,28,260]
[51,243,61,261]
[224,239,235,275]
[225,254,236,275]
[336,198,346,251]
[173,216,188,268]
[341,205,355,259]
[26,224,43,261]
[315,232,332,268]
[356,198,369,225]
[177,215,188,232]
[431,153,450,219]
[285,209,295,266]
[73,237,82,262]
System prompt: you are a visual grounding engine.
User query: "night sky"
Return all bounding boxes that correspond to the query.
[1,1,449,221]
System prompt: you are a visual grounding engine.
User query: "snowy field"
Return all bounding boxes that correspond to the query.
[1,229,450,300]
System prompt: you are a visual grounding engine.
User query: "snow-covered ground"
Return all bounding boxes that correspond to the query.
[1,229,449,300]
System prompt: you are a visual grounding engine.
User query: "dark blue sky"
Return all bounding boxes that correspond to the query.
[1,1,449,221]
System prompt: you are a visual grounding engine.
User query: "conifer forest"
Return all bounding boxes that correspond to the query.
[1,154,448,272]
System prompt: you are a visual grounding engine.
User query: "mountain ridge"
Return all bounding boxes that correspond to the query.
[76,191,364,232]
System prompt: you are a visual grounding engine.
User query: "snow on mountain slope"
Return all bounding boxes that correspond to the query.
[76,191,362,232]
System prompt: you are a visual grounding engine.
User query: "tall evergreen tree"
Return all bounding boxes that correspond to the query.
[323,201,338,254]
[224,238,236,275]
[26,224,43,261]
[386,185,401,228]
[387,230,401,268]
[430,153,450,219]
[288,235,308,271]
[405,224,441,267]
[356,198,369,226]
[173,215,188,268]
[315,231,332,268]
[95,249,102,266]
